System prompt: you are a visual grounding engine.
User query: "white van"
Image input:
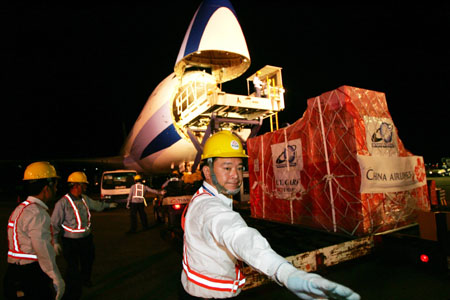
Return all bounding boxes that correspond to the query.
[100,170,137,203]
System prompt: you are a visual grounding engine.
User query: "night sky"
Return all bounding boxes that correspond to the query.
[1,2,449,164]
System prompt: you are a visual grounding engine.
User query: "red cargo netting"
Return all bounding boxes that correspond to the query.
[247,86,429,236]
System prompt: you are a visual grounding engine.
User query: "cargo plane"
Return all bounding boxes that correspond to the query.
[102,0,286,175]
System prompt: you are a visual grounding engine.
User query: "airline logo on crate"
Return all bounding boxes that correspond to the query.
[275,144,297,167]
[364,116,398,156]
[270,139,304,199]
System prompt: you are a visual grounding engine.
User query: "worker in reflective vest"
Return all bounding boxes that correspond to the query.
[180,131,360,299]
[51,171,117,299]
[126,175,165,233]
[3,161,65,300]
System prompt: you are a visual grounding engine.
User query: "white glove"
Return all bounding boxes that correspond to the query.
[109,202,118,208]
[277,263,360,300]
[53,277,65,300]
[53,243,62,256]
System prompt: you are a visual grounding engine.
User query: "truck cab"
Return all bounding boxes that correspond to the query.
[100,170,137,203]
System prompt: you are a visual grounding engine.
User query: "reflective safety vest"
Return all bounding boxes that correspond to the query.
[134,183,144,198]
[61,194,91,233]
[182,245,246,293]
[7,200,38,261]
[181,186,246,293]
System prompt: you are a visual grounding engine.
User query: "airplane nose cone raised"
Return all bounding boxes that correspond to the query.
[174,0,250,83]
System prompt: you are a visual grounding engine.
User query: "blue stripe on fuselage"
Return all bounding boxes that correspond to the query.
[140,124,181,159]
[184,0,236,57]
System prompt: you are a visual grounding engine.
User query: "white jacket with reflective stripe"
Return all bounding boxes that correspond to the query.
[181,182,287,298]
[7,197,63,285]
[8,200,38,260]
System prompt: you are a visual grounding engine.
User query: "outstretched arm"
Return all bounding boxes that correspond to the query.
[276,262,360,300]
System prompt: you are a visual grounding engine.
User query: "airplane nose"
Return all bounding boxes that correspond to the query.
[174,0,250,83]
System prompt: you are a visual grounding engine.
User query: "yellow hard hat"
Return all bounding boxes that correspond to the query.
[201,131,248,160]
[23,161,59,180]
[67,171,89,184]
[134,175,142,181]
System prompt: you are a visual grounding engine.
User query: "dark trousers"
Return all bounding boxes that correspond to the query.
[130,202,148,231]
[3,262,54,299]
[62,234,95,300]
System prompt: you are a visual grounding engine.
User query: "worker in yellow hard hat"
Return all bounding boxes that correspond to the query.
[126,174,165,233]
[180,131,360,300]
[161,170,181,191]
[51,171,117,297]
[4,162,65,299]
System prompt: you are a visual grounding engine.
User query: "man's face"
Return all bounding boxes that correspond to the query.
[81,183,88,193]
[43,180,58,203]
[211,157,244,193]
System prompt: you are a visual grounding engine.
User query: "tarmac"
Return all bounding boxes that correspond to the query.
[1,197,449,300]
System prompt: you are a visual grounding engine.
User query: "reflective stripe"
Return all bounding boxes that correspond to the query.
[7,200,38,261]
[62,194,91,233]
[134,183,144,198]
[61,224,89,233]
[182,260,245,293]
[8,250,38,260]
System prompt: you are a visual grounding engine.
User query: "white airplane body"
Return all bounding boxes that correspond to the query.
[122,0,284,174]
[122,73,198,173]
